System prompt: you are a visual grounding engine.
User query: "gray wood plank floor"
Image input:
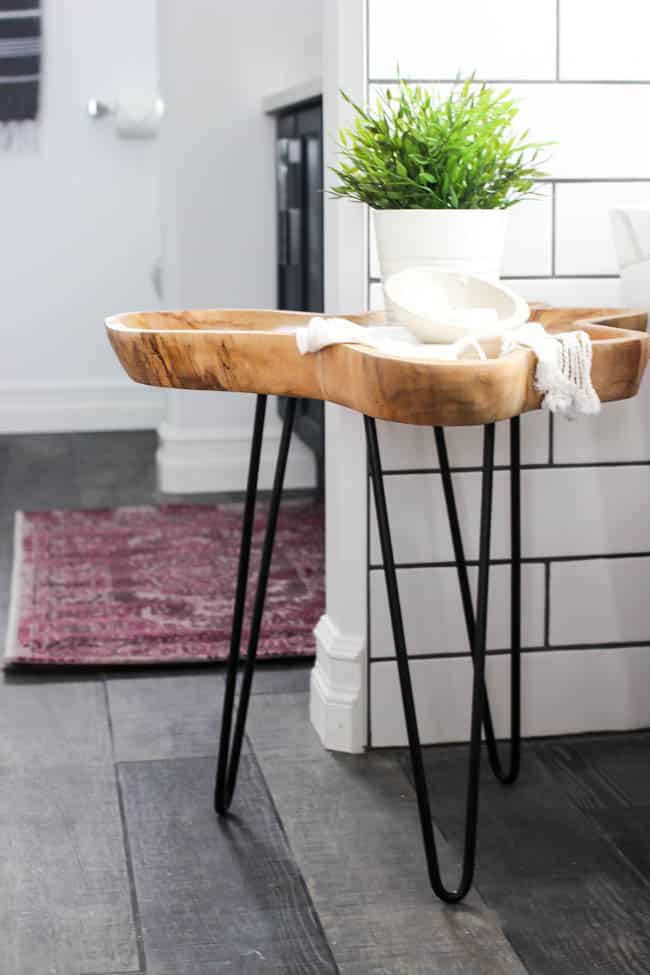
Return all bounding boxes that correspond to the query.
[2,431,650,974]
[400,737,650,975]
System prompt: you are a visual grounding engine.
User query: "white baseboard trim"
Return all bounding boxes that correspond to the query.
[369,646,650,747]
[309,614,366,753]
[156,420,316,493]
[0,381,165,433]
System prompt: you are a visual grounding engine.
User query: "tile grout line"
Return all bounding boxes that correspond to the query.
[371,274,622,283]
[544,562,551,647]
[379,461,650,473]
[551,183,557,278]
[556,0,561,81]
[369,77,650,86]
[102,679,148,975]
[370,551,650,568]
[369,639,650,663]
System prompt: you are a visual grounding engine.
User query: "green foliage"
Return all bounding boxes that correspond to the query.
[330,77,550,210]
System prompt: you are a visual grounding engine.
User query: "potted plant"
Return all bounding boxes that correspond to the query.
[331,78,549,293]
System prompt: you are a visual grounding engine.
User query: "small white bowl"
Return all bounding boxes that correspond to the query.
[384,267,530,344]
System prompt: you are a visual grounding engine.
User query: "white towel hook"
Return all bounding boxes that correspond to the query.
[87,98,112,118]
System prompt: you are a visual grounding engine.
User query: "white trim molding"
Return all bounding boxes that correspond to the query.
[310,614,366,753]
[156,419,316,493]
[0,381,165,434]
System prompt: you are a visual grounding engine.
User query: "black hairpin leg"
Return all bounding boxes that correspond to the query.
[214,394,297,815]
[433,417,521,784]
[365,416,495,903]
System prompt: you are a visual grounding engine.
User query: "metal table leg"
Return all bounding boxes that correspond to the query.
[434,417,521,784]
[365,415,496,903]
[214,394,297,814]
[216,401,518,903]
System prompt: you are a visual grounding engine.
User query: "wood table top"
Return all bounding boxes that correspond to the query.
[106,307,649,427]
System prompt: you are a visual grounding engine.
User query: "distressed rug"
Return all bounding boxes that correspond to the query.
[5,501,324,668]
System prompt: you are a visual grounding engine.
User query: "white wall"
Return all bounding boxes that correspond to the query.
[157,0,322,492]
[0,0,163,433]
[317,0,650,750]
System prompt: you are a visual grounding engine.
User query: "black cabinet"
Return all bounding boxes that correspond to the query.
[275,98,324,492]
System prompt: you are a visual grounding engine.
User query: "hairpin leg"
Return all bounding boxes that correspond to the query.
[365,416,495,903]
[433,418,521,784]
[508,416,522,781]
[214,395,297,815]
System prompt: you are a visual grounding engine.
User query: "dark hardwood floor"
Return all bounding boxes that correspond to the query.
[1,431,649,974]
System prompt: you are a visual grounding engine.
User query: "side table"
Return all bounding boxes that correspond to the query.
[106,306,649,902]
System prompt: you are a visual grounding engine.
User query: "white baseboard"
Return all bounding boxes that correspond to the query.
[0,381,165,433]
[156,421,316,494]
[156,420,316,493]
[309,614,366,753]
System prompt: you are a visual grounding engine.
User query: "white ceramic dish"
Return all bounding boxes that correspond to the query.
[384,266,530,344]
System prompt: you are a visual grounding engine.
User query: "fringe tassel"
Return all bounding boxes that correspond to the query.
[0,119,38,150]
[502,322,600,420]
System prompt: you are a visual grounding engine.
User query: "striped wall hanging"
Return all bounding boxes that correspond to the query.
[0,0,40,145]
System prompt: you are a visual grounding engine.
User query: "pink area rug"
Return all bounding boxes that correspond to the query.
[5,501,324,668]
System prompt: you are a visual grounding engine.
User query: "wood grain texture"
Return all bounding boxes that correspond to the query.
[0,764,140,975]
[119,754,338,975]
[106,307,649,427]
[399,735,650,975]
[247,691,527,975]
[0,676,112,768]
[106,672,224,762]
[538,734,650,889]
[0,674,138,975]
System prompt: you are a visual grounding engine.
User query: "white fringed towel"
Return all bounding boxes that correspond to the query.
[296,316,486,361]
[501,321,600,420]
[295,316,600,420]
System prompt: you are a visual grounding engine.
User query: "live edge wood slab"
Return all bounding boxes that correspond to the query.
[106,307,649,427]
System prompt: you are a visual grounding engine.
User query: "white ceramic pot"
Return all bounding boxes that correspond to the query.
[373,208,509,321]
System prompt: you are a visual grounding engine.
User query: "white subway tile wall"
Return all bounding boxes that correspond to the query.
[555,182,650,275]
[502,188,554,277]
[369,470,512,564]
[559,0,650,82]
[369,467,650,564]
[364,1,650,744]
[370,563,545,656]
[370,648,650,746]
[376,410,550,469]
[368,0,557,81]
[553,378,650,464]
[550,557,650,646]
[498,277,625,307]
